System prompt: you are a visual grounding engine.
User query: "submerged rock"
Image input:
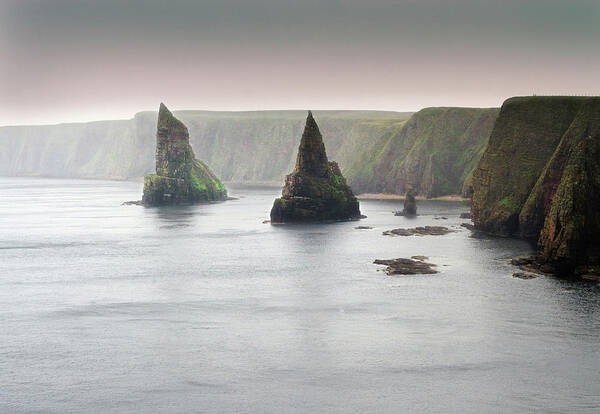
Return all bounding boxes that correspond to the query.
[382,226,454,236]
[510,256,554,275]
[460,212,471,219]
[374,258,438,275]
[142,103,227,205]
[512,272,539,280]
[270,111,362,223]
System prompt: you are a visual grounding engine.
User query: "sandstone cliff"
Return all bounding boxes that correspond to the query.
[471,96,600,276]
[270,112,361,222]
[142,104,226,205]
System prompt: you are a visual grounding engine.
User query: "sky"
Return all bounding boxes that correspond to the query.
[1,0,599,125]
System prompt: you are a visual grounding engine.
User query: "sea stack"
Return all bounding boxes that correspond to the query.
[142,103,227,205]
[270,111,362,222]
[402,187,417,216]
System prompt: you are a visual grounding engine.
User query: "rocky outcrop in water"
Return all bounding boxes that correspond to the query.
[270,111,362,222]
[471,96,600,277]
[374,257,438,275]
[142,103,227,205]
[402,187,417,216]
[382,226,454,236]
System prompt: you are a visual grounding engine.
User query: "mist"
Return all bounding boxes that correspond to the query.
[1,0,599,125]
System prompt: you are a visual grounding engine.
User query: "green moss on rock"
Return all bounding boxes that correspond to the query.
[270,112,361,223]
[142,103,227,205]
[537,135,600,274]
[471,96,600,276]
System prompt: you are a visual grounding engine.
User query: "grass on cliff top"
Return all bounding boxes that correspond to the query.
[503,96,600,105]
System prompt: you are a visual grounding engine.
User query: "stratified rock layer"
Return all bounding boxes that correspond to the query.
[471,96,600,277]
[142,103,227,205]
[270,111,361,222]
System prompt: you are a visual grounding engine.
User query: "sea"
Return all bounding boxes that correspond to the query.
[1,177,599,413]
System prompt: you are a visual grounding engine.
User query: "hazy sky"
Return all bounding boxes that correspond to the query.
[1,0,599,125]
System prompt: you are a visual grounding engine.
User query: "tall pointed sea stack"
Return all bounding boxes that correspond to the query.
[270,111,361,222]
[142,103,227,205]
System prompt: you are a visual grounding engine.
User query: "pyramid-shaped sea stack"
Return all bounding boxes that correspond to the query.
[142,103,227,205]
[270,111,362,222]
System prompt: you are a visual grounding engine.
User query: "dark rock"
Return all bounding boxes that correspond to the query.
[580,274,600,282]
[355,226,373,230]
[510,256,536,267]
[382,226,454,236]
[374,258,438,275]
[402,187,417,216]
[270,111,362,223]
[142,103,227,205]
[510,255,554,276]
[461,223,476,231]
[512,272,539,279]
[122,200,143,206]
[459,212,471,219]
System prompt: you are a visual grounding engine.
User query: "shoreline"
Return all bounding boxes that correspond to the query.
[357,193,469,202]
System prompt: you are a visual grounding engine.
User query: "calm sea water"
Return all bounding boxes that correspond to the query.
[0,177,599,413]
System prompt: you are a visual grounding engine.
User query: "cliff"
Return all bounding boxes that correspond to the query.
[142,104,226,205]
[345,107,499,197]
[0,108,496,198]
[270,112,361,222]
[471,96,600,276]
[0,111,409,184]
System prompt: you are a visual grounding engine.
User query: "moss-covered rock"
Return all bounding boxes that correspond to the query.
[537,134,600,274]
[270,112,361,223]
[142,103,227,205]
[471,96,600,276]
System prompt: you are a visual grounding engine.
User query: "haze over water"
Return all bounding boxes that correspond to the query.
[1,177,599,413]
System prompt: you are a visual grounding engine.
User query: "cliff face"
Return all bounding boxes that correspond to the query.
[142,104,226,205]
[270,112,361,223]
[538,135,600,274]
[471,96,600,276]
[0,108,496,198]
[0,111,408,184]
[345,107,499,197]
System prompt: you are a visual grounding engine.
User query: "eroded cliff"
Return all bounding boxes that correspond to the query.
[345,107,499,197]
[0,108,497,198]
[471,96,600,276]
